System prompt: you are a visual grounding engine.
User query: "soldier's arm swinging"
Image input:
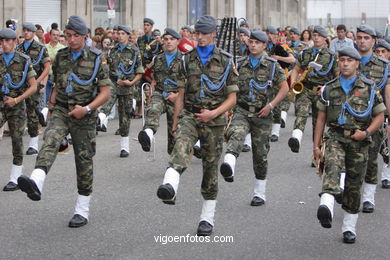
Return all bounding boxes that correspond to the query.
[117,73,143,86]
[313,110,326,162]
[258,80,289,117]
[36,62,51,85]
[172,88,185,134]
[4,76,37,108]
[384,84,390,136]
[351,112,384,142]
[195,92,237,123]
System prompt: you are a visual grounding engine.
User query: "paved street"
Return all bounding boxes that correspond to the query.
[0,109,389,260]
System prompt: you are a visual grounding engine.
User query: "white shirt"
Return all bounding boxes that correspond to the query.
[330,37,354,53]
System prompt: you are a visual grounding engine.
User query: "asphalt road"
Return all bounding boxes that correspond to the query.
[0,109,389,260]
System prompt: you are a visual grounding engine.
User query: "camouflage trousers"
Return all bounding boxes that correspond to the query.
[144,91,175,155]
[280,96,291,112]
[35,106,96,196]
[0,101,26,165]
[272,104,281,124]
[169,110,225,200]
[365,125,384,184]
[225,106,272,180]
[293,89,319,135]
[117,95,133,137]
[25,91,40,138]
[320,131,370,214]
[99,84,117,115]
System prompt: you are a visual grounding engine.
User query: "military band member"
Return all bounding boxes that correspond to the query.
[156,16,238,236]
[16,22,50,155]
[220,30,289,206]
[17,16,111,227]
[0,28,37,191]
[354,25,390,212]
[102,25,144,157]
[374,39,390,188]
[289,25,338,153]
[138,28,185,154]
[314,47,385,243]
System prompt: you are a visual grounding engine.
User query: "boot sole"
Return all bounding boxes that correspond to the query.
[18,176,41,201]
[157,184,175,201]
[288,137,300,153]
[317,205,332,228]
[220,163,234,182]
[138,131,151,152]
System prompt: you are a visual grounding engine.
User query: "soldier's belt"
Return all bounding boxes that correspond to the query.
[56,100,92,111]
[184,105,202,114]
[329,127,356,137]
[238,102,262,113]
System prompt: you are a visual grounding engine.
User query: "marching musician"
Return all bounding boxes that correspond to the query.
[314,47,385,243]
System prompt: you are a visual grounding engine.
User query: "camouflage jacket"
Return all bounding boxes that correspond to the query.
[289,41,308,59]
[234,39,248,57]
[358,54,390,96]
[298,47,338,86]
[318,74,386,131]
[16,40,50,78]
[0,51,36,98]
[107,43,144,95]
[137,34,162,66]
[183,47,239,126]
[152,51,186,93]
[53,46,112,108]
[236,53,286,110]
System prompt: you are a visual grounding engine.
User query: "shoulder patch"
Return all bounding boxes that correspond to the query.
[361,76,375,85]
[265,56,277,63]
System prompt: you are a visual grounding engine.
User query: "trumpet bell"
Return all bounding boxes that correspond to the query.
[292,82,304,95]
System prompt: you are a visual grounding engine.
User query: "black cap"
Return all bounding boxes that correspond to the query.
[290,27,300,35]
[66,15,88,35]
[163,28,180,39]
[239,28,250,37]
[23,22,37,32]
[250,30,268,43]
[376,39,390,51]
[313,25,328,38]
[117,25,131,34]
[0,28,17,39]
[195,15,217,34]
[144,18,154,25]
[266,25,277,35]
[356,24,376,37]
[338,46,361,60]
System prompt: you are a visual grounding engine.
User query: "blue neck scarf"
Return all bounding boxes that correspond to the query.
[3,51,15,66]
[164,51,177,69]
[267,43,274,50]
[340,75,357,94]
[361,54,373,66]
[196,44,215,65]
[241,45,247,54]
[146,35,152,42]
[23,41,32,51]
[71,50,83,61]
[119,44,127,52]
[313,47,319,56]
[292,41,299,47]
[249,54,262,69]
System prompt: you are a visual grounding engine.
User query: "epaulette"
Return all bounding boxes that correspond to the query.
[35,41,45,48]
[265,56,277,63]
[361,76,375,86]
[378,56,390,64]
[325,77,338,86]
[90,47,102,56]
[236,56,247,69]
[57,46,70,54]
[18,52,31,61]
[219,49,233,58]
[131,44,140,53]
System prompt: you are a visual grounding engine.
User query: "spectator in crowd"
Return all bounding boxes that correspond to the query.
[95,26,105,36]
[330,24,354,53]
[59,34,67,46]
[300,29,313,47]
[35,24,45,44]
[44,23,58,44]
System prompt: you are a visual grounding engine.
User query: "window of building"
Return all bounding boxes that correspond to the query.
[93,0,124,29]
[188,0,209,25]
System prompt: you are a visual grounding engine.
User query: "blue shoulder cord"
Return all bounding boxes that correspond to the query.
[309,52,335,77]
[375,63,389,91]
[66,53,102,93]
[31,46,46,67]
[162,78,177,99]
[1,60,29,94]
[116,54,137,77]
[248,61,276,102]
[337,84,376,125]
[199,58,232,98]
[152,42,160,54]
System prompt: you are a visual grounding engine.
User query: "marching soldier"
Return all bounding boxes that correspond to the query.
[16,22,51,155]
[138,28,185,154]
[17,16,111,227]
[354,25,390,212]
[156,16,238,236]
[314,47,385,243]
[289,25,338,153]
[375,39,390,61]
[100,25,144,157]
[220,30,289,205]
[0,28,37,191]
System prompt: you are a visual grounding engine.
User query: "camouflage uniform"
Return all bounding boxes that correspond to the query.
[318,75,385,213]
[358,55,390,185]
[143,51,186,154]
[16,40,50,138]
[0,52,36,165]
[294,47,338,133]
[35,46,112,195]
[225,54,286,180]
[106,43,144,137]
[169,48,238,200]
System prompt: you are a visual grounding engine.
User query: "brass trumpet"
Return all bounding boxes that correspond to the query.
[145,39,157,51]
[291,52,321,95]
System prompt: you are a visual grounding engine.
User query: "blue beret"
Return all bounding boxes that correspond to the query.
[144,18,154,25]
[313,25,328,38]
[250,30,268,43]
[376,39,390,51]
[66,15,88,35]
[0,28,16,39]
[375,29,383,38]
[239,28,250,37]
[23,22,37,32]
[117,25,131,34]
[266,25,278,35]
[195,15,217,34]
[290,27,300,35]
[113,25,119,30]
[338,46,361,60]
[163,28,180,39]
[357,24,376,37]
[385,36,390,44]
